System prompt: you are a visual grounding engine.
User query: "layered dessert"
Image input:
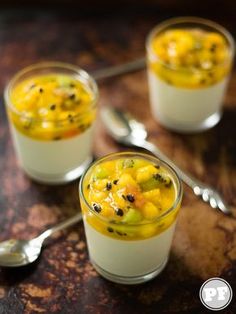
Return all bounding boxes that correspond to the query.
[79,152,182,284]
[5,63,98,183]
[147,18,234,132]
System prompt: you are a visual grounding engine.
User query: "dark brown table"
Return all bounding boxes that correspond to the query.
[0,9,236,314]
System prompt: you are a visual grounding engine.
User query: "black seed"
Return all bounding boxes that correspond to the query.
[78,123,85,129]
[53,136,61,141]
[68,114,74,123]
[113,179,118,185]
[165,181,172,188]
[87,184,90,190]
[122,195,126,200]
[153,173,166,183]
[107,227,114,233]
[200,79,206,85]
[69,93,76,100]
[210,44,217,52]
[116,208,124,216]
[126,194,135,203]
[166,79,173,85]
[154,165,160,169]
[116,231,123,236]
[39,88,44,93]
[50,104,56,111]
[106,182,112,191]
[93,203,101,213]
[70,83,75,88]
[23,124,31,130]
[23,119,32,129]
[115,231,127,236]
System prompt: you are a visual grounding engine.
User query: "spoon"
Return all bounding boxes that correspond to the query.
[101,107,232,215]
[0,212,82,267]
[93,57,145,81]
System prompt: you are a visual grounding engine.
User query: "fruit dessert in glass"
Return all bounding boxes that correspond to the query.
[4,62,98,184]
[146,17,234,133]
[79,152,182,284]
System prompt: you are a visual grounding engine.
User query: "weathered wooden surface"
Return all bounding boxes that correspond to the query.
[0,10,236,314]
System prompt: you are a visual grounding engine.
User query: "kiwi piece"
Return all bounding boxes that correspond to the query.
[93,166,109,180]
[122,208,142,223]
[140,173,171,191]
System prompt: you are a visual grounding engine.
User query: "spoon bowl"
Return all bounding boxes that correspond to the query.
[0,212,82,267]
[0,239,42,267]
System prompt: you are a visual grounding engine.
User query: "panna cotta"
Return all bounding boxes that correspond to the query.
[79,152,182,284]
[4,62,98,184]
[146,17,234,132]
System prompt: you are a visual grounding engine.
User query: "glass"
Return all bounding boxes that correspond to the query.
[79,152,183,284]
[146,17,234,133]
[4,62,98,184]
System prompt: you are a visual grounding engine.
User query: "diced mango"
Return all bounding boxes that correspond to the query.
[89,191,107,203]
[141,202,160,219]
[143,189,161,205]
[136,165,159,183]
[93,179,109,190]
[118,173,138,188]
[139,224,157,238]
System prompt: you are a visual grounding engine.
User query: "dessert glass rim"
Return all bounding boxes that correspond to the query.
[79,151,183,226]
[146,16,235,73]
[4,61,99,123]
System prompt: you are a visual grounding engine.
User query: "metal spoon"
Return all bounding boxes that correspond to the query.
[0,213,82,267]
[92,58,145,81]
[101,107,232,215]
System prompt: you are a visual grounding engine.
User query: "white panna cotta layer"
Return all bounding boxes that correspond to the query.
[10,125,94,183]
[84,219,176,278]
[148,70,228,132]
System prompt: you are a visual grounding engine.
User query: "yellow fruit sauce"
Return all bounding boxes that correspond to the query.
[149,28,232,88]
[8,74,96,140]
[81,154,182,240]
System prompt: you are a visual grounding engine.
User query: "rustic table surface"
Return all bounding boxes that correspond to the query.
[0,9,236,314]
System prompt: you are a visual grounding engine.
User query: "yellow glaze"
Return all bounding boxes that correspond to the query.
[149,29,232,88]
[9,74,95,140]
[81,157,181,240]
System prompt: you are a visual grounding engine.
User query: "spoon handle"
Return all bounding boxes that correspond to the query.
[92,58,146,80]
[35,213,83,243]
[141,140,231,215]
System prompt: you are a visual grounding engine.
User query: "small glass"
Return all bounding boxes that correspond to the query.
[79,152,183,284]
[4,62,98,184]
[146,17,234,133]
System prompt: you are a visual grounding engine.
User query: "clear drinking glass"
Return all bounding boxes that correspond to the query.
[4,62,98,184]
[146,17,234,133]
[79,152,183,284]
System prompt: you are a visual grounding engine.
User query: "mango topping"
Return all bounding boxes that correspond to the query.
[81,156,181,240]
[8,74,96,140]
[149,28,232,88]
